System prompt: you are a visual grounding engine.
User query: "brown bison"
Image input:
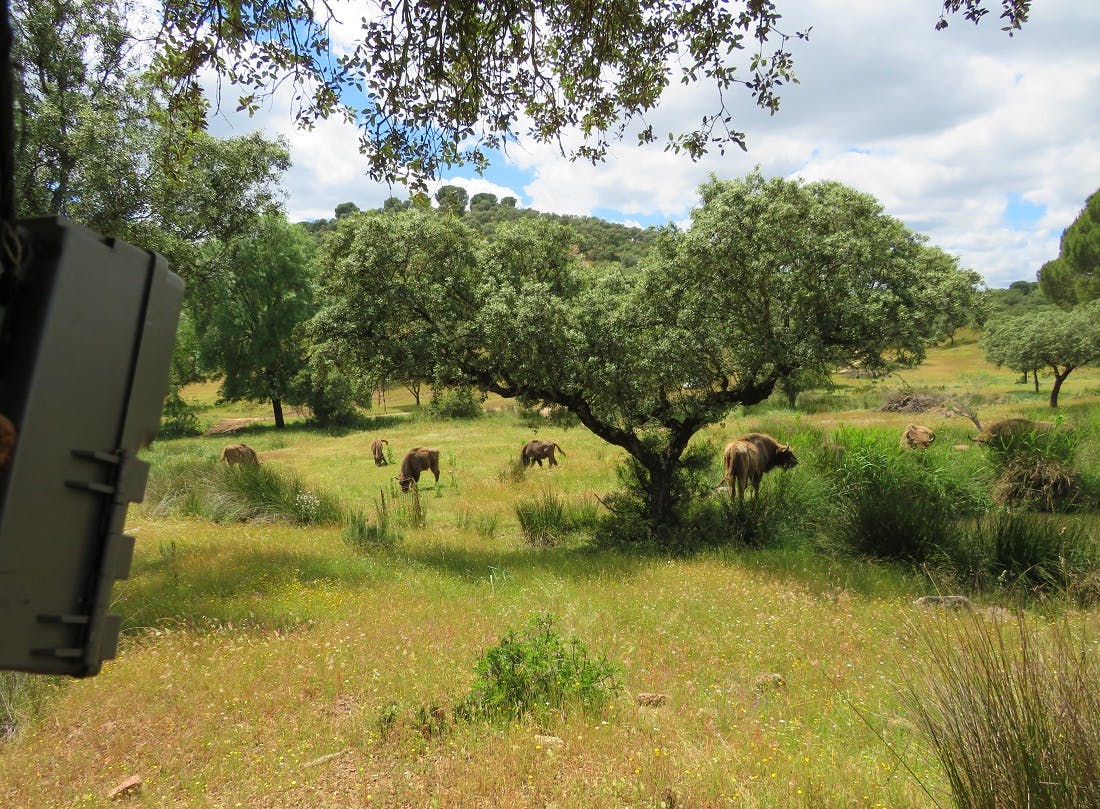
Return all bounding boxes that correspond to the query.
[521,439,565,468]
[901,424,936,450]
[722,432,798,502]
[220,443,259,466]
[397,447,441,492]
[972,418,1058,446]
[370,437,389,466]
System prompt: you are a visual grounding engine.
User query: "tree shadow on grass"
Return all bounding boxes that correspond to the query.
[116,539,653,634]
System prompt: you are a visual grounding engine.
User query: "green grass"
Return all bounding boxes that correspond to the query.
[1,341,1099,808]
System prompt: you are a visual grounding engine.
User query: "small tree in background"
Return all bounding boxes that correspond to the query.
[194,213,315,428]
[982,300,1100,407]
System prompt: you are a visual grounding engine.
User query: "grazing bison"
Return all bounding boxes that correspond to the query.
[521,439,566,468]
[220,443,259,466]
[722,432,798,502]
[370,438,389,466]
[397,447,441,492]
[901,424,936,450]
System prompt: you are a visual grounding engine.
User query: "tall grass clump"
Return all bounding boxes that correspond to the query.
[902,612,1100,809]
[145,458,343,525]
[819,428,990,562]
[343,492,402,550]
[454,614,622,723]
[949,511,1100,600]
[691,463,840,550]
[981,420,1091,511]
[515,490,599,547]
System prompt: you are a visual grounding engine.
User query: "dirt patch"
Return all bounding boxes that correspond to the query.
[204,417,268,435]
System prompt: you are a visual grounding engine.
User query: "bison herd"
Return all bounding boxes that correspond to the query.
[215,416,1061,501]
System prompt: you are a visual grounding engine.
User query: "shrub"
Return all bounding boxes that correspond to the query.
[428,385,484,419]
[902,612,1100,809]
[157,386,201,438]
[992,458,1078,511]
[596,439,719,549]
[454,614,622,723]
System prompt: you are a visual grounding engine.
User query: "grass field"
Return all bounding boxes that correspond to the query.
[2,333,1099,808]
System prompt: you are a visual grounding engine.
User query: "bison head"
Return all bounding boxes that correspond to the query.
[775,445,798,470]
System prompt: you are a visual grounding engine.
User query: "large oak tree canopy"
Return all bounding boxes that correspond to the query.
[310,172,977,528]
[155,0,1032,186]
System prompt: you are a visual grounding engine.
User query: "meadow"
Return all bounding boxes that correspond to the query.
[2,332,1099,808]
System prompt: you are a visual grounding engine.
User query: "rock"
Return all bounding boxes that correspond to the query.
[107,775,142,800]
[914,595,971,610]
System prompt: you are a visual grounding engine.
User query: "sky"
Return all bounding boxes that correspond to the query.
[204,0,1100,289]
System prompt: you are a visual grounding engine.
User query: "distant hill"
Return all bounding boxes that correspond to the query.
[299,190,658,268]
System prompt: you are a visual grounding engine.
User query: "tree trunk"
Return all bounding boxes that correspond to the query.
[1049,367,1073,408]
[1032,369,1039,394]
[272,397,285,429]
[640,456,679,537]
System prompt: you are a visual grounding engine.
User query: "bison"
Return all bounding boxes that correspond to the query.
[972,418,1058,447]
[370,437,389,466]
[521,439,565,468]
[722,432,798,502]
[901,424,936,450]
[220,443,259,466]
[397,446,441,492]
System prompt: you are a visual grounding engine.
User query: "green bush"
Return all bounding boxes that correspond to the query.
[597,439,720,549]
[455,614,622,723]
[428,385,485,419]
[157,386,201,438]
[903,613,1100,809]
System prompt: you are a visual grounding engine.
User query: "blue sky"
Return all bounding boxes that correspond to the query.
[206,0,1100,288]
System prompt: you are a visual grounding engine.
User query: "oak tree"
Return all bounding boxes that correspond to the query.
[310,173,975,536]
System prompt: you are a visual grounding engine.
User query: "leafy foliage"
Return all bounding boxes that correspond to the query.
[818,428,990,562]
[310,173,978,538]
[192,213,316,427]
[982,300,1100,407]
[455,615,622,723]
[1039,186,1100,306]
[154,1,1028,186]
